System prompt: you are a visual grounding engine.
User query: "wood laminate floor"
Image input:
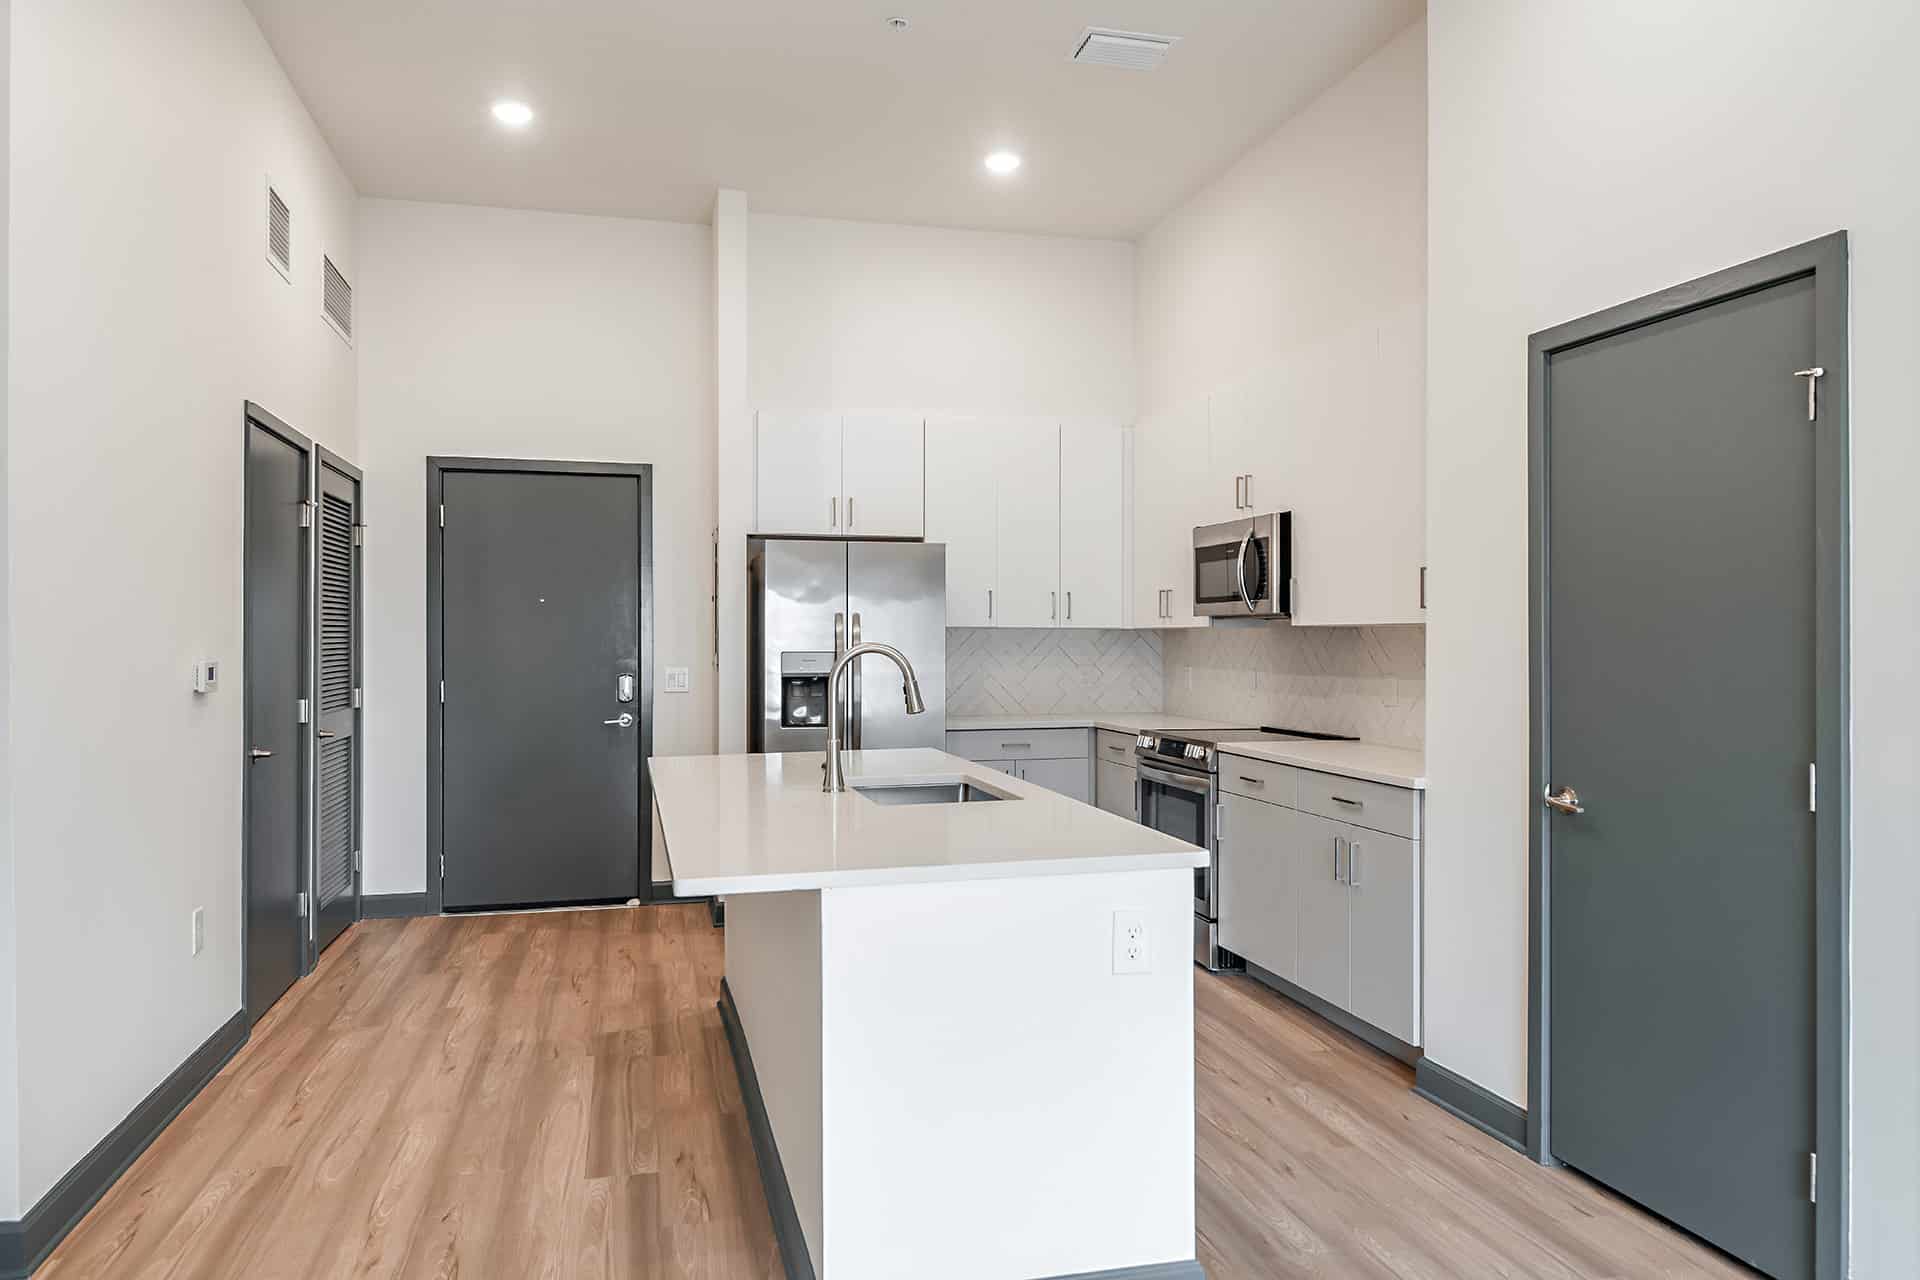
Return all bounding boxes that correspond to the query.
[42,906,1752,1279]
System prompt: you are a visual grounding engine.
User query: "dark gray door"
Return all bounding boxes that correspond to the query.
[440,470,642,909]
[1546,276,1816,1278]
[245,419,307,1023]
[312,458,361,954]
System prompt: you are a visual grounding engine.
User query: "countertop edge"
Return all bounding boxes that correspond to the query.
[673,848,1210,897]
[1216,743,1427,790]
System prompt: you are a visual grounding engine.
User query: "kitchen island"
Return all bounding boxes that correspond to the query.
[649,748,1209,1280]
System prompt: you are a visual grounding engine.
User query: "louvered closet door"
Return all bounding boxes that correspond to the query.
[312,457,361,956]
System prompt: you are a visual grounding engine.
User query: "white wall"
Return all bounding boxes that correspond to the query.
[0,0,16,1220]
[5,0,357,1209]
[1427,3,1919,1271]
[1135,23,1425,422]
[749,214,1134,419]
[356,199,714,895]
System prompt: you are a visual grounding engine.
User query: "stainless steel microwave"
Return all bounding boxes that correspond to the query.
[1193,512,1291,618]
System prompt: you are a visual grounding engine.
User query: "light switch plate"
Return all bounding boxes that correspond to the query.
[664,667,690,693]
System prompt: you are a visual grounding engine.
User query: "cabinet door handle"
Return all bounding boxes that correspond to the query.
[1051,591,1057,620]
[1349,841,1362,887]
[1065,590,1072,621]
[847,496,855,530]
[1244,474,1253,508]
[988,588,994,620]
[829,496,837,529]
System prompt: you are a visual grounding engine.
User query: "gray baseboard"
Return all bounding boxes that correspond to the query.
[717,979,818,1280]
[361,891,430,919]
[1413,1057,1528,1152]
[0,1009,248,1280]
[717,979,1204,1280]
[1242,960,1420,1066]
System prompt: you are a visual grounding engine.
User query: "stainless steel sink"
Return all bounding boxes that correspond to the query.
[851,779,1012,806]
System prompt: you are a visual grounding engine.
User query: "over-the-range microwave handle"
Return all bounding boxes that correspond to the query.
[1234,522,1257,613]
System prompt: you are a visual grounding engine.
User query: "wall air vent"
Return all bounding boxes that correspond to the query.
[265,183,292,281]
[322,254,353,345]
[1069,27,1178,70]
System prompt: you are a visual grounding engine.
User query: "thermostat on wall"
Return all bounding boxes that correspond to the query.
[193,660,220,694]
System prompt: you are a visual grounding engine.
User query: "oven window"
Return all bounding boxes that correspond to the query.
[1194,537,1268,605]
[1141,774,1208,847]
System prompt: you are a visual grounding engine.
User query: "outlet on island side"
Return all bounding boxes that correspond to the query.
[1111,909,1150,975]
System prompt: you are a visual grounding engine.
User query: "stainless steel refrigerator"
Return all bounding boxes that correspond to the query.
[748,539,946,752]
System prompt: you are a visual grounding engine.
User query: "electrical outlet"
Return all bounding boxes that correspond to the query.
[1111,909,1150,975]
[664,666,690,693]
[191,907,205,957]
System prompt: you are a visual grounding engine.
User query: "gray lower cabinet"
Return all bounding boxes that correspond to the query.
[1218,793,1296,980]
[950,730,1092,804]
[1095,757,1137,819]
[1217,764,1422,1047]
[1019,755,1092,804]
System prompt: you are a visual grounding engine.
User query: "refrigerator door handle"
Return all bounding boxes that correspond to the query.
[849,611,863,749]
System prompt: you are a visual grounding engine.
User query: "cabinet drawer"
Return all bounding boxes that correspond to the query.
[1219,753,1298,805]
[1295,769,1419,839]
[946,728,1089,762]
[1095,730,1138,767]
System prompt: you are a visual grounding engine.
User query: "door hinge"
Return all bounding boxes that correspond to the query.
[296,697,310,724]
[352,686,363,709]
[352,523,365,547]
[352,848,362,875]
[298,500,314,528]
[439,853,446,883]
[1808,762,1816,814]
[1808,1152,1818,1203]
[438,503,446,528]
[297,891,309,918]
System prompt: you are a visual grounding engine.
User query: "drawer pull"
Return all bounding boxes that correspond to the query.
[1001,741,1032,750]
[1237,775,1265,786]
[1330,795,1362,807]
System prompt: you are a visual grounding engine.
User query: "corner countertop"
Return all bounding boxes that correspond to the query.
[650,749,1209,897]
[1216,738,1427,790]
[946,712,1260,737]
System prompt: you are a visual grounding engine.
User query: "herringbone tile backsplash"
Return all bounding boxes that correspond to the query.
[946,629,1165,716]
[1163,624,1425,748]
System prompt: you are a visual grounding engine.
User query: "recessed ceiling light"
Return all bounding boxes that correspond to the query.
[491,100,534,128]
[983,150,1022,176]
[886,15,910,31]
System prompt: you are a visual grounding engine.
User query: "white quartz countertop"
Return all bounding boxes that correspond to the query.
[1216,738,1427,790]
[651,748,1209,896]
[946,712,1260,736]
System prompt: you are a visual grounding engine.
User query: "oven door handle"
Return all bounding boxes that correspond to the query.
[1234,523,1257,614]
[1137,760,1214,796]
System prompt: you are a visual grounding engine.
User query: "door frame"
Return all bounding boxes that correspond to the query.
[1526,232,1849,1277]
[425,456,655,914]
[313,445,364,958]
[241,401,314,1023]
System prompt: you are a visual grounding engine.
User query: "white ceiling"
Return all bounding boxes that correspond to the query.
[245,0,1420,240]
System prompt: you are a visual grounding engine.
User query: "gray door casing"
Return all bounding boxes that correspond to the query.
[426,458,655,913]
[243,404,311,1025]
[311,449,363,956]
[1528,233,1848,1280]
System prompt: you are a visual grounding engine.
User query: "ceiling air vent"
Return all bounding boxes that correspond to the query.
[1070,27,1178,70]
[322,254,353,345]
[265,183,292,281]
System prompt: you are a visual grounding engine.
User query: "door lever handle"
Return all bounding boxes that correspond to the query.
[248,747,275,760]
[603,713,636,728]
[1543,785,1584,815]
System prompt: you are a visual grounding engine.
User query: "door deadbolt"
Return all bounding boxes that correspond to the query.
[615,673,636,704]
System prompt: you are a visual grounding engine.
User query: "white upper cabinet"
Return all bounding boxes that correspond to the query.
[755,411,843,535]
[925,419,1000,626]
[1057,421,1124,628]
[753,412,926,538]
[994,425,1063,628]
[1131,399,1209,628]
[841,413,925,538]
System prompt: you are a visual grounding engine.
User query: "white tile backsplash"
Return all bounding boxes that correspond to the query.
[1163,623,1425,748]
[947,629,1164,717]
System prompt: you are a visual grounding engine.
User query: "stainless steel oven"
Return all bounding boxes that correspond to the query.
[1135,742,1240,971]
[1193,511,1291,619]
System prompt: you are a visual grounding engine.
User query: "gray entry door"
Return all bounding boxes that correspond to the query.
[440,469,643,909]
[313,458,361,954]
[244,419,307,1023]
[1546,275,1816,1278]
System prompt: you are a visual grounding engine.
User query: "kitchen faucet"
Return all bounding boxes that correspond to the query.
[823,642,926,792]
